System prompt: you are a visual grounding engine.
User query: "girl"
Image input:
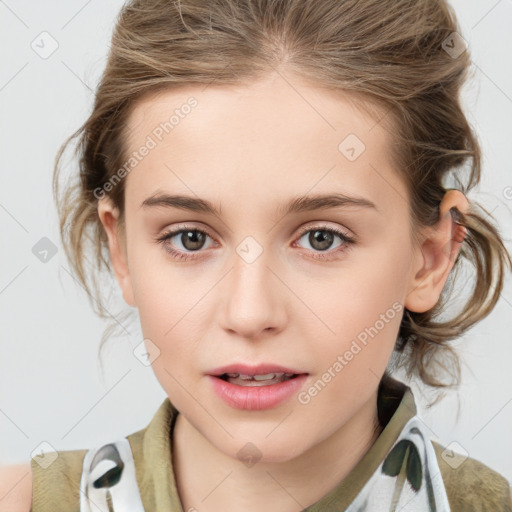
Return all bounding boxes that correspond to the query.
[4,0,512,510]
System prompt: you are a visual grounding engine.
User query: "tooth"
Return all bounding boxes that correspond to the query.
[252,373,278,380]
[223,372,296,382]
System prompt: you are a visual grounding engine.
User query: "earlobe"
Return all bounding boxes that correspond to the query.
[405,190,469,313]
[97,197,136,308]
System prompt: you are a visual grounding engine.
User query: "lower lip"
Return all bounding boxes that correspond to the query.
[207,374,308,410]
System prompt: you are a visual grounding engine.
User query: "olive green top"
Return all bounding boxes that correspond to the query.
[31,377,512,511]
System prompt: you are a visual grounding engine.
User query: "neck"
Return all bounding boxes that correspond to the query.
[171,389,382,512]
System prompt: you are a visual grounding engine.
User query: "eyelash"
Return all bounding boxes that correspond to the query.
[154,224,356,262]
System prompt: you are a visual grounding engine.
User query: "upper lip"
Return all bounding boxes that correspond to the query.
[208,363,307,377]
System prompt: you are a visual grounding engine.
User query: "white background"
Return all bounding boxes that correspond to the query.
[1,0,511,483]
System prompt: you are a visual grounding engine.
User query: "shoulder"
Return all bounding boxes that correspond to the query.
[30,446,88,511]
[0,463,32,512]
[27,434,145,512]
[432,440,512,511]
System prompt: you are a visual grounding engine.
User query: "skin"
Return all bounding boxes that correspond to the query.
[97,70,469,512]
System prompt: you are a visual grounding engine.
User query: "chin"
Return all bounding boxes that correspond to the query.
[218,434,310,466]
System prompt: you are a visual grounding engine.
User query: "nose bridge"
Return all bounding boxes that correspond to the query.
[220,235,285,337]
[230,235,275,307]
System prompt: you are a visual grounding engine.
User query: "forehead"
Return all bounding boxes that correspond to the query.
[121,74,408,218]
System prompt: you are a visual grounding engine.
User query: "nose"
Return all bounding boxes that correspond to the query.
[219,248,287,340]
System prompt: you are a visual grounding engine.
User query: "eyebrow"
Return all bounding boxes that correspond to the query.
[141,192,378,216]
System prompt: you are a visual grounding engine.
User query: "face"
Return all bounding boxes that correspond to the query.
[99,71,431,463]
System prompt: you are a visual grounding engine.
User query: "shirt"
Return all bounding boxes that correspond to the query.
[30,376,512,511]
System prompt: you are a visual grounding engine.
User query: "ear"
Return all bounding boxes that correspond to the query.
[405,189,469,313]
[97,197,136,307]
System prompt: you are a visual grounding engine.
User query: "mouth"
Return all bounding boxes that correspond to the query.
[208,363,308,387]
[207,364,309,410]
[216,372,300,387]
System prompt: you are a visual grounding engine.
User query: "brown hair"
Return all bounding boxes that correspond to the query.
[53,0,511,392]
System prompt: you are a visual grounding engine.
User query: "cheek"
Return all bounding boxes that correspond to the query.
[127,239,182,323]
[318,257,406,334]
[306,248,408,374]
[130,264,206,369]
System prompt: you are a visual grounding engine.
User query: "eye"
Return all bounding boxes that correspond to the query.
[155,226,215,261]
[293,225,356,260]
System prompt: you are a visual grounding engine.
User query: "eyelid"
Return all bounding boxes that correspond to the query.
[295,221,355,240]
[157,222,214,238]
